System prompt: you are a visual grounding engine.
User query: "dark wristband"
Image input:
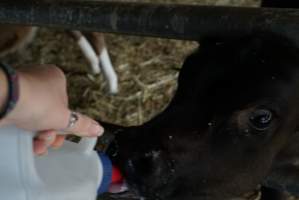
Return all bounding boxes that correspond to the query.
[0,62,19,119]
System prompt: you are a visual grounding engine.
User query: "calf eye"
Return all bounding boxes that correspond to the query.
[249,109,273,131]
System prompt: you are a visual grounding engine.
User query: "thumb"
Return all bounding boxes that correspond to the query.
[61,111,104,137]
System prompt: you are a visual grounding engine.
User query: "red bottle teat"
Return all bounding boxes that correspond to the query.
[111,165,123,183]
[109,165,128,193]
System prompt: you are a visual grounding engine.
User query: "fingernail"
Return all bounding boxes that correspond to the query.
[38,132,55,146]
[45,135,55,146]
[89,122,104,137]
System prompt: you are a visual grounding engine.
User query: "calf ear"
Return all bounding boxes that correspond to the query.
[263,132,299,196]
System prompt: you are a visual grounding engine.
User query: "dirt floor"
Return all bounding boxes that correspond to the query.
[2,0,298,199]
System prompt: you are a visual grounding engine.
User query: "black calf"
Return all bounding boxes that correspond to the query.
[104,34,299,200]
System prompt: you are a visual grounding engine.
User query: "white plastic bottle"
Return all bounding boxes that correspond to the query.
[0,125,112,200]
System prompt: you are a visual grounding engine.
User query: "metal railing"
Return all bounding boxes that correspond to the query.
[0,1,297,41]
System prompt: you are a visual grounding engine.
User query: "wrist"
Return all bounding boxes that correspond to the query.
[2,70,30,121]
[0,62,21,121]
[0,69,31,127]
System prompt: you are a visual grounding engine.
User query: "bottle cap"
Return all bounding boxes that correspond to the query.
[111,165,123,183]
[97,153,112,194]
[97,152,127,194]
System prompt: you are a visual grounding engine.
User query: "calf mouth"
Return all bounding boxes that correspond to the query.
[96,127,144,198]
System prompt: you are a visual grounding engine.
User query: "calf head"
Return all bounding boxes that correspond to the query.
[107,34,299,200]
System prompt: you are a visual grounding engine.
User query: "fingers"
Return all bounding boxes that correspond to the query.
[34,130,65,155]
[33,139,47,155]
[63,111,104,137]
[38,130,56,146]
[51,135,65,148]
[33,110,104,156]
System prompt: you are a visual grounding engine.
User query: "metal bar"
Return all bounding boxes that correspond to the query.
[0,1,298,41]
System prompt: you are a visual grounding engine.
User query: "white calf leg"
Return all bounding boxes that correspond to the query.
[99,47,118,94]
[77,35,101,74]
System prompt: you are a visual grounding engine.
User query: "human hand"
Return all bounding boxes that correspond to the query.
[0,65,104,155]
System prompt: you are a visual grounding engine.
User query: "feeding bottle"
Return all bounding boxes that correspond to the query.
[0,125,124,200]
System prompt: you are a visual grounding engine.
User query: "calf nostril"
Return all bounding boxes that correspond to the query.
[127,159,135,172]
[124,159,139,177]
[124,159,142,187]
